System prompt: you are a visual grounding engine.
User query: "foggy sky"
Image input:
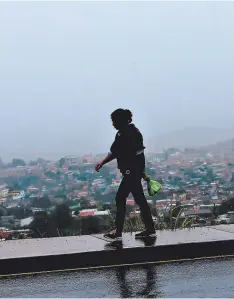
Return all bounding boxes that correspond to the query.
[0,1,233,161]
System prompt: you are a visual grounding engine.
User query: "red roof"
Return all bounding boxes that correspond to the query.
[126,199,134,206]
[79,210,95,216]
[0,229,12,238]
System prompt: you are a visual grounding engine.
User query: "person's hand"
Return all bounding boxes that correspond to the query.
[142,172,149,181]
[95,162,103,172]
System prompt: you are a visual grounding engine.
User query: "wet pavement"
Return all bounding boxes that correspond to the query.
[1,258,234,297]
[2,226,234,276]
[1,225,234,259]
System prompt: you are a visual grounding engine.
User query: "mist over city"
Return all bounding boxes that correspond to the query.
[0,1,233,161]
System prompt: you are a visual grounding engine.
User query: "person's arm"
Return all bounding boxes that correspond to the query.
[95,152,115,172]
[101,152,115,166]
[95,133,118,172]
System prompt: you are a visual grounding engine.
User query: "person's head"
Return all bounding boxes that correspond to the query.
[111,109,133,130]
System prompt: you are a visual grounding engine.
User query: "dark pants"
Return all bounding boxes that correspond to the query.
[115,171,155,235]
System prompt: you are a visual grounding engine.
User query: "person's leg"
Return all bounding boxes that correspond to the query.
[104,175,130,239]
[130,173,155,236]
[115,175,131,236]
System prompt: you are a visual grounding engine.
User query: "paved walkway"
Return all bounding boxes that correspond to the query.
[1,225,234,259]
[1,225,234,276]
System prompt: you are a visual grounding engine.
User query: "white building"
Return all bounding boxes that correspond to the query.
[0,185,9,198]
[12,190,25,200]
[79,209,110,217]
[92,178,106,189]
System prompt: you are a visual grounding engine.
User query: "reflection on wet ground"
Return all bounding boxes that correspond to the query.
[104,236,157,250]
[1,258,234,297]
[116,265,160,298]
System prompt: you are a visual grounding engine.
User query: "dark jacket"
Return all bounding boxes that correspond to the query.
[110,124,145,174]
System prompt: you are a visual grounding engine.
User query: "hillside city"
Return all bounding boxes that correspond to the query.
[1,140,234,240]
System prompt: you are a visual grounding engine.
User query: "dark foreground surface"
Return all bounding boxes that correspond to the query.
[1,258,234,297]
[2,225,234,276]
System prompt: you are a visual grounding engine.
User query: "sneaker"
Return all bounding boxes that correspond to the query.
[104,230,122,241]
[135,229,156,239]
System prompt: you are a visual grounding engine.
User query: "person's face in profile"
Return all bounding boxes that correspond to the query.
[112,118,122,130]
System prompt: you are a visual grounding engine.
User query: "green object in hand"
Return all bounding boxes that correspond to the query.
[145,174,162,197]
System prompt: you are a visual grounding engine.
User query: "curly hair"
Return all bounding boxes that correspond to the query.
[111,109,133,125]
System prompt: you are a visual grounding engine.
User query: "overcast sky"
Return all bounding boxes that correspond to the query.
[0,1,233,161]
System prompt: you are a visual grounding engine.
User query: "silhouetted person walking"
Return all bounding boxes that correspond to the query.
[95,109,155,240]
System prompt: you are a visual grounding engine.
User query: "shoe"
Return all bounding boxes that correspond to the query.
[104,230,122,240]
[105,241,123,250]
[135,229,156,239]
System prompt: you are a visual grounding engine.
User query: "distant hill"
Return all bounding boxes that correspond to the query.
[148,127,234,151]
[199,138,234,153]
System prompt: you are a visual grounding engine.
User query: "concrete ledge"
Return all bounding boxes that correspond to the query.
[1,225,234,276]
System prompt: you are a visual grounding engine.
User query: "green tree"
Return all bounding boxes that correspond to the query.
[72,173,80,180]
[7,207,33,219]
[0,207,7,217]
[79,197,90,209]
[64,199,75,208]
[11,158,26,167]
[45,171,56,180]
[80,216,104,234]
[172,176,182,185]
[99,166,113,185]
[184,169,197,178]
[56,171,62,180]
[206,168,214,181]
[59,158,66,168]
[126,205,134,216]
[230,173,234,183]
[218,197,234,215]
[53,204,72,229]
[32,196,52,209]
[212,204,219,217]
[19,175,41,189]
[94,190,103,202]
[29,211,49,237]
